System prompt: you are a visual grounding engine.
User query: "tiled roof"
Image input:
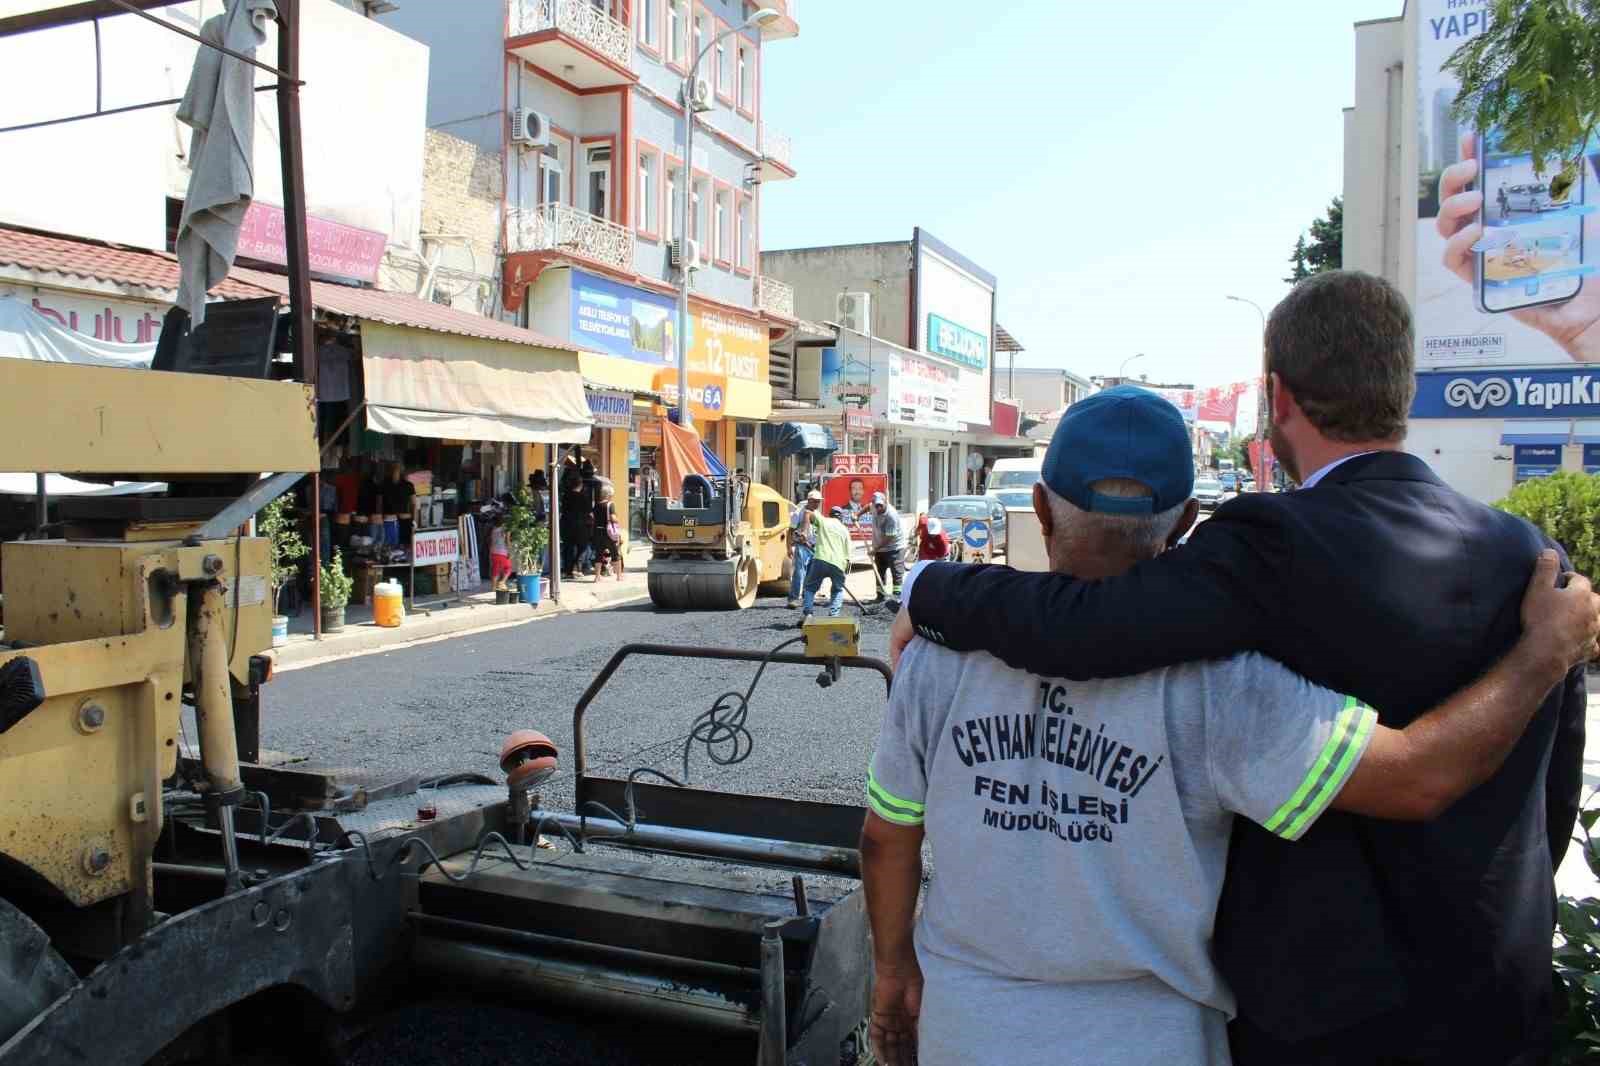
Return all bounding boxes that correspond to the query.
[0,226,279,301]
[233,267,582,353]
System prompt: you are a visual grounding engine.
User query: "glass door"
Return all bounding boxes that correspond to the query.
[585,145,612,220]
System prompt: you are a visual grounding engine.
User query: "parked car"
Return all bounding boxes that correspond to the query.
[1499,183,1563,215]
[1218,471,1239,492]
[928,495,1008,559]
[1194,477,1225,511]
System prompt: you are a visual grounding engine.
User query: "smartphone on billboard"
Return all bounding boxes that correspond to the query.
[1473,128,1592,313]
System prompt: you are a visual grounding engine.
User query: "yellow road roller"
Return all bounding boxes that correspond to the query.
[646,474,794,610]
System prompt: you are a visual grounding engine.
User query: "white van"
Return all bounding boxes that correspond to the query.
[986,457,1042,510]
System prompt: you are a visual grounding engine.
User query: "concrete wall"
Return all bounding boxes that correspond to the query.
[762,243,913,346]
[399,129,504,315]
[995,368,1078,417]
[376,0,505,151]
[0,0,429,255]
[1342,16,1407,280]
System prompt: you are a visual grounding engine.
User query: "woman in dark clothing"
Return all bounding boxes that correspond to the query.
[558,449,584,577]
[577,459,600,575]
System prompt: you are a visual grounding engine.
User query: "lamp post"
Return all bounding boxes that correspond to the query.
[675,8,781,432]
[1118,352,1146,382]
[1225,295,1268,489]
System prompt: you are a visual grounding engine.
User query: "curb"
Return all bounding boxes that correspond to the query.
[271,578,651,671]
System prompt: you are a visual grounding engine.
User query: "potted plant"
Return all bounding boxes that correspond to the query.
[319,549,353,633]
[505,488,550,606]
[258,495,308,647]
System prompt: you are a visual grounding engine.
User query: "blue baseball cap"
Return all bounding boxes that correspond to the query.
[1041,386,1194,514]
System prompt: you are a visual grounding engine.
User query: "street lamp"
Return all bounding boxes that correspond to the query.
[1225,295,1268,488]
[1118,352,1147,381]
[674,7,782,430]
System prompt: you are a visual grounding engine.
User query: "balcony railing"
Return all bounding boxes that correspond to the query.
[758,275,795,320]
[509,0,632,70]
[760,124,792,170]
[507,203,635,275]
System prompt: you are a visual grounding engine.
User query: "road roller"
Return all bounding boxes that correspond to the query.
[645,474,795,611]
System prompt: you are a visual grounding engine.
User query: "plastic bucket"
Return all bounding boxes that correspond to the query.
[518,574,541,606]
[271,615,289,647]
[372,581,405,628]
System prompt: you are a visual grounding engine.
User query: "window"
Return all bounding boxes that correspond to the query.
[737,40,754,115]
[637,0,659,51]
[636,145,660,238]
[666,0,687,67]
[665,160,682,241]
[714,185,732,265]
[584,143,612,220]
[691,174,711,248]
[715,22,733,102]
[540,144,566,207]
[735,193,752,273]
[693,9,709,67]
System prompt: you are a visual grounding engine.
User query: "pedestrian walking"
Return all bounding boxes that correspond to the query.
[787,489,821,609]
[800,505,852,622]
[487,516,513,591]
[592,482,623,579]
[866,492,905,601]
[864,385,1600,1066]
[894,271,1592,1066]
[558,448,584,579]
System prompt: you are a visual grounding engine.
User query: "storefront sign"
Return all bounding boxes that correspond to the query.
[412,527,461,565]
[1513,444,1561,482]
[628,431,640,467]
[925,313,988,372]
[569,269,767,381]
[653,369,727,421]
[822,471,887,544]
[7,286,164,344]
[831,453,879,474]
[843,407,873,432]
[1585,443,1600,474]
[1413,369,1600,418]
[238,201,387,283]
[585,387,633,429]
[887,350,959,431]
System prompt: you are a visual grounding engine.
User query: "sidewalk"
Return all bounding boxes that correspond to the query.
[270,545,652,670]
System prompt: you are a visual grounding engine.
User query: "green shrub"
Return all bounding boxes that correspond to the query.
[505,488,549,574]
[257,495,308,614]
[319,550,353,610]
[1555,792,1600,1064]
[1495,471,1600,579]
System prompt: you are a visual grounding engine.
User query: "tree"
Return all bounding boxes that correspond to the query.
[1285,197,1342,283]
[1445,0,1600,202]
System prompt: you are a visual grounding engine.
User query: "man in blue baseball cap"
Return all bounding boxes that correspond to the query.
[858,385,1600,1066]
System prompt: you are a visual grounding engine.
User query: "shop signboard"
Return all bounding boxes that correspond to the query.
[913,228,995,426]
[1513,444,1561,482]
[238,202,388,283]
[628,432,640,468]
[412,527,461,565]
[1585,443,1600,474]
[652,368,727,421]
[831,453,879,474]
[926,313,988,372]
[1412,369,1600,418]
[886,349,959,431]
[844,407,873,432]
[822,471,887,544]
[569,269,767,382]
[1413,2,1600,372]
[585,387,633,429]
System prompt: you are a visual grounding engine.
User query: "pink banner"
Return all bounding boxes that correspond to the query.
[237,202,387,283]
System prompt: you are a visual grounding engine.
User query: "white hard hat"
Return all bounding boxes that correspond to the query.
[925,517,942,536]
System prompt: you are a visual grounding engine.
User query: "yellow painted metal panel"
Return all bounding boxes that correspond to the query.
[0,360,318,474]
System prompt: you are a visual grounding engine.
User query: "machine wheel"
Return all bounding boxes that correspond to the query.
[647,558,759,611]
[733,557,758,609]
[0,897,77,1047]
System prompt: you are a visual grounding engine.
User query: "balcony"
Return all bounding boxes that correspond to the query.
[507,203,635,276]
[507,0,635,89]
[758,275,795,321]
[758,125,795,182]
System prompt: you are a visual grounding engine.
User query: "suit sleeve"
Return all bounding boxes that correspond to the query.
[905,499,1290,680]
[1547,663,1587,875]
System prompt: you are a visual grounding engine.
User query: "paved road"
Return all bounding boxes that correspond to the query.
[263,589,897,816]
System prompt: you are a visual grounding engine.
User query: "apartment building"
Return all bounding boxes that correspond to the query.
[995,366,1095,419]
[377,0,800,487]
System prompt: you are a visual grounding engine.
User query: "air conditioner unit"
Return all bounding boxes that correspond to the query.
[837,292,871,333]
[671,238,702,270]
[687,77,714,113]
[509,108,551,148]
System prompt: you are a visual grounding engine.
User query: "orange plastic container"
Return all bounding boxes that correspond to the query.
[372,580,405,628]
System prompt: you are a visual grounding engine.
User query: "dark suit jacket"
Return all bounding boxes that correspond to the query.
[907,452,1586,1064]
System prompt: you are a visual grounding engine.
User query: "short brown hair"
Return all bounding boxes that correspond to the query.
[1265,270,1414,442]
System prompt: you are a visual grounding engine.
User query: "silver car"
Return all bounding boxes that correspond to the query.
[1194,477,1224,511]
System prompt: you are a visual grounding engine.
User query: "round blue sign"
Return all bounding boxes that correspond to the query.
[962,520,990,549]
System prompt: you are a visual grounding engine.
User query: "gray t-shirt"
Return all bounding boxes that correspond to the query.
[868,640,1376,1066]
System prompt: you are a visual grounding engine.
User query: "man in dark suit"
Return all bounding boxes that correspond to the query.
[891,270,1588,1065]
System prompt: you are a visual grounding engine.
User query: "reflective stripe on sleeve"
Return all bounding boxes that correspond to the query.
[1263,697,1378,841]
[867,769,925,826]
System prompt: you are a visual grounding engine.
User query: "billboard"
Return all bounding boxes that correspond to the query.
[914,228,996,426]
[821,472,887,545]
[819,331,960,431]
[569,269,768,382]
[1415,2,1600,371]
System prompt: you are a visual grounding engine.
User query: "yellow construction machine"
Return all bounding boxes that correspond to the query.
[645,474,796,610]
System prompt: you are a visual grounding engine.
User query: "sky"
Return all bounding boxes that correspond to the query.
[757,0,1402,392]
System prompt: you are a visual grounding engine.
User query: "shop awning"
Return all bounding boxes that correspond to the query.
[1500,420,1572,446]
[358,320,592,444]
[767,422,837,458]
[1573,420,1600,444]
[702,442,729,477]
